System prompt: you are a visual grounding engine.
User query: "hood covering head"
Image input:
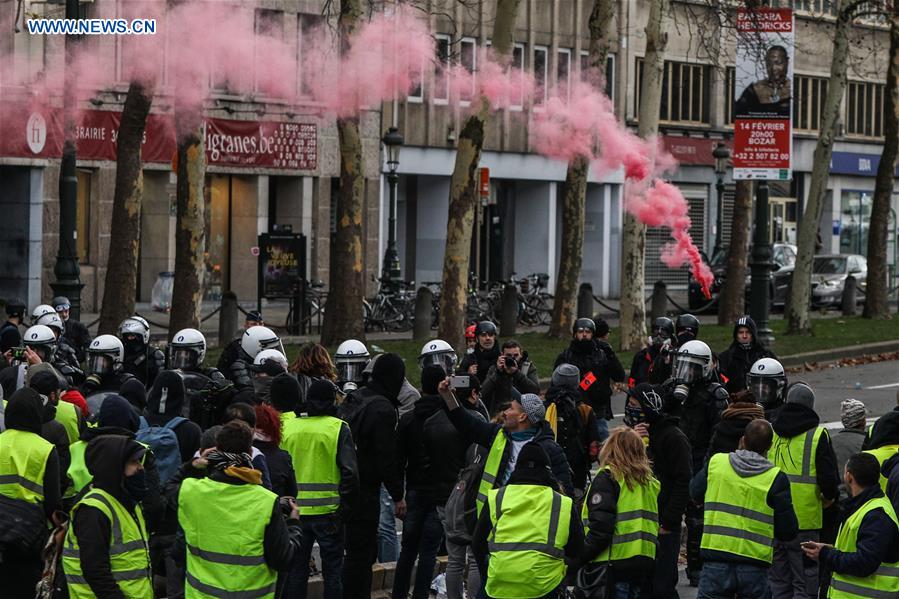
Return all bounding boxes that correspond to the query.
[270,373,301,414]
[729,448,775,477]
[733,316,759,349]
[868,410,899,450]
[367,353,406,402]
[627,383,665,424]
[85,434,146,498]
[5,387,47,434]
[420,365,446,395]
[119,378,147,412]
[26,363,64,391]
[306,379,339,417]
[98,394,141,433]
[145,370,186,425]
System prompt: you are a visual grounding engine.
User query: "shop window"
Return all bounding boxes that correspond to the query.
[76,169,92,264]
[432,34,451,104]
[635,59,710,125]
[533,46,548,106]
[793,75,828,132]
[840,191,872,255]
[579,51,616,102]
[724,67,736,125]
[204,175,231,301]
[847,81,885,139]
[557,48,571,102]
[460,37,477,104]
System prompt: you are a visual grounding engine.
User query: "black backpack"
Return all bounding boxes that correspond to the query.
[443,451,485,546]
[554,393,587,465]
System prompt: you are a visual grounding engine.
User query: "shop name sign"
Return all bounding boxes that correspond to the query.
[206,119,316,169]
[829,151,899,177]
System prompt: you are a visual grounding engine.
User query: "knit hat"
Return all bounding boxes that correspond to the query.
[306,379,338,413]
[98,394,140,433]
[270,373,301,413]
[786,382,815,410]
[28,368,61,395]
[515,393,546,425]
[841,398,867,428]
[551,364,580,390]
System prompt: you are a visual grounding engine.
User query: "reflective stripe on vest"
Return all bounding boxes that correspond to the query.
[829,496,899,598]
[701,452,779,564]
[62,488,152,599]
[486,484,572,598]
[281,415,343,516]
[582,468,660,563]
[863,445,899,493]
[55,399,80,445]
[476,431,508,516]
[0,428,53,504]
[178,477,278,598]
[771,427,825,530]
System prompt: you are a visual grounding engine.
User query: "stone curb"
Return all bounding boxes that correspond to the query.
[778,339,899,368]
[306,556,447,599]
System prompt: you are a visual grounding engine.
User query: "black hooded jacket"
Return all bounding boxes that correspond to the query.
[863,410,899,451]
[71,435,150,599]
[144,370,202,464]
[717,317,776,393]
[458,344,501,385]
[883,452,899,513]
[122,343,166,388]
[772,403,841,507]
[4,388,61,518]
[554,338,618,416]
[647,415,692,531]
[62,318,92,363]
[629,344,662,389]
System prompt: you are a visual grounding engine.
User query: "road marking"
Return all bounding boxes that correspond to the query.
[865,382,899,390]
[823,417,877,431]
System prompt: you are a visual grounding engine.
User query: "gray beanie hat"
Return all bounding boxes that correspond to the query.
[786,382,815,410]
[552,364,581,390]
[841,398,867,428]
[516,393,546,425]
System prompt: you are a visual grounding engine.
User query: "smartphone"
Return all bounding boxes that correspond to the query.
[11,347,26,360]
[448,375,470,389]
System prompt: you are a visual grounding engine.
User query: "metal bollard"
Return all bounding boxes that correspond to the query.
[651,280,668,321]
[841,275,857,316]
[501,284,518,337]
[577,283,594,319]
[218,291,238,347]
[413,286,434,341]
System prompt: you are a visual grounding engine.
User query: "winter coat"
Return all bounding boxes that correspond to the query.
[691,449,799,567]
[819,485,899,577]
[706,402,764,460]
[340,385,404,500]
[253,438,298,499]
[772,402,841,507]
[545,385,599,492]
[628,345,661,389]
[554,339,618,417]
[863,409,899,451]
[4,388,61,518]
[667,380,729,471]
[62,318,92,363]
[144,371,202,465]
[833,428,868,499]
[458,344,501,385]
[883,452,899,514]
[122,345,166,388]
[647,416,693,531]
[479,362,540,416]
[717,316,776,393]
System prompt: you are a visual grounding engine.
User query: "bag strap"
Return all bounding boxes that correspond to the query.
[163,416,187,431]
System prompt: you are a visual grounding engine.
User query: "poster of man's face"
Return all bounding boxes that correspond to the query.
[734,34,794,120]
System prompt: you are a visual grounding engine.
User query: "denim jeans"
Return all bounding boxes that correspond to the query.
[378,484,399,562]
[596,416,610,444]
[613,581,643,599]
[697,560,772,599]
[437,505,482,599]
[768,531,819,599]
[392,491,445,599]
[285,516,345,599]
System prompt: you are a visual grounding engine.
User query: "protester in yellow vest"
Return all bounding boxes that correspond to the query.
[802,452,899,597]
[769,382,840,599]
[281,379,358,599]
[690,419,799,597]
[580,426,660,597]
[0,388,61,596]
[62,434,153,598]
[172,420,301,598]
[27,362,84,444]
[28,369,74,493]
[861,410,899,491]
[472,442,582,599]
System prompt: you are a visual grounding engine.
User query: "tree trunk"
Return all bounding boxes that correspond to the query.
[619,0,669,351]
[169,118,206,336]
[548,0,615,339]
[786,7,852,334]
[98,81,153,335]
[437,0,521,351]
[717,180,753,325]
[320,0,366,347]
[863,10,899,319]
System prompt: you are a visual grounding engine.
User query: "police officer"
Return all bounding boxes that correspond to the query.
[419,339,458,375]
[52,296,92,363]
[226,325,283,392]
[81,334,137,414]
[282,379,359,599]
[36,311,85,385]
[335,339,371,394]
[629,317,674,388]
[650,313,701,384]
[216,309,265,373]
[691,419,799,597]
[0,298,25,353]
[748,357,789,420]
[169,328,232,428]
[31,303,57,326]
[119,316,165,387]
[0,324,57,398]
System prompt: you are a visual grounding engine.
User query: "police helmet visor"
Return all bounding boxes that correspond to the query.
[337,362,364,385]
[748,376,778,406]
[88,354,114,376]
[673,356,704,384]
[259,337,284,355]
[419,352,457,375]
[170,348,198,370]
[122,332,144,347]
[25,343,54,363]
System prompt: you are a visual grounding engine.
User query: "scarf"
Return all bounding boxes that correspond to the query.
[205,450,262,485]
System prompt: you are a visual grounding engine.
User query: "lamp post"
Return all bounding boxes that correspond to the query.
[749,180,774,347]
[381,127,404,287]
[712,142,731,260]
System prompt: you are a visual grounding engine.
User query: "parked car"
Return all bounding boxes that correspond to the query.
[687,243,797,310]
[810,254,867,307]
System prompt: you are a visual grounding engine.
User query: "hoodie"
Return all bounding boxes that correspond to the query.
[706,402,765,459]
[883,452,899,513]
[144,370,202,464]
[4,388,61,518]
[863,410,899,451]
[691,449,799,565]
[772,403,841,507]
[646,415,692,531]
[717,316,776,393]
[458,343,501,385]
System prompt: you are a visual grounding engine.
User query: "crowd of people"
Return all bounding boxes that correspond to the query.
[0,296,898,599]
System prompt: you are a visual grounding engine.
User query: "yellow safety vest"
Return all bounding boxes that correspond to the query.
[583,467,660,563]
[829,495,899,598]
[281,415,343,515]
[0,428,53,505]
[476,431,508,516]
[863,445,899,493]
[771,427,826,530]
[55,399,81,445]
[66,440,90,499]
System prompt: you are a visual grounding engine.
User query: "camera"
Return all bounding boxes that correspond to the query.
[502,355,518,369]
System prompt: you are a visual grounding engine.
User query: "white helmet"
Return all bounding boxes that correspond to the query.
[673,340,713,384]
[418,339,458,375]
[23,325,57,362]
[119,316,151,346]
[335,339,370,387]
[240,326,282,360]
[87,334,125,377]
[31,304,57,326]
[747,358,787,408]
[254,348,288,371]
[170,328,206,370]
[36,312,65,338]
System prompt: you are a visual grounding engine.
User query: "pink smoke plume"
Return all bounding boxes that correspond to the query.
[530,80,713,298]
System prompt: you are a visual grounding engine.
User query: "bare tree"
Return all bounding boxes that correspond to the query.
[437,0,521,351]
[547,0,615,339]
[717,181,753,325]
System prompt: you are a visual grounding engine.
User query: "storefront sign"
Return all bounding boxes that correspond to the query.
[830,151,899,177]
[257,233,306,300]
[661,136,733,167]
[732,8,794,181]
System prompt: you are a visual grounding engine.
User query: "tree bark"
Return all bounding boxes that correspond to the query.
[619,0,668,351]
[717,180,753,325]
[98,81,153,335]
[786,6,852,334]
[863,9,899,319]
[547,0,615,339]
[320,0,366,347]
[437,0,521,351]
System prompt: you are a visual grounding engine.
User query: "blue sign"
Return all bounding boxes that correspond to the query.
[832,219,841,235]
[830,151,899,177]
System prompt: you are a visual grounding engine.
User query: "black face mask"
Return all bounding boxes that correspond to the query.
[678,330,697,345]
[624,404,646,427]
[573,338,594,353]
[123,470,150,503]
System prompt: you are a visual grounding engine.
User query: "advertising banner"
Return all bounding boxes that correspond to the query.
[733,8,794,180]
[257,233,306,300]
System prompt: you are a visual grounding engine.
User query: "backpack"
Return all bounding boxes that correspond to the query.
[443,451,486,546]
[137,415,186,485]
[548,393,587,465]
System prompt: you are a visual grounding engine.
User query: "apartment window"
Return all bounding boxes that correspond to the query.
[557,48,571,101]
[534,46,548,106]
[510,43,525,110]
[792,75,828,132]
[847,81,885,138]
[298,14,323,97]
[724,67,736,125]
[76,170,92,264]
[460,37,477,104]
[635,59,710,124]
[255,10,283,94]
[580,51,616,102]
[433,34,451,104]
[788,0,836,15]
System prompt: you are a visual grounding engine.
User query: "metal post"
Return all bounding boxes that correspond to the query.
[51,0,84,319]
[381,169,401,284]
[713,174,725,259]
[749,181,774,347]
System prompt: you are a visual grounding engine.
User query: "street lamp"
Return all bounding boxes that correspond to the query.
[381,127,404,287]
[712,142,731,260]
[749,180,774,347]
